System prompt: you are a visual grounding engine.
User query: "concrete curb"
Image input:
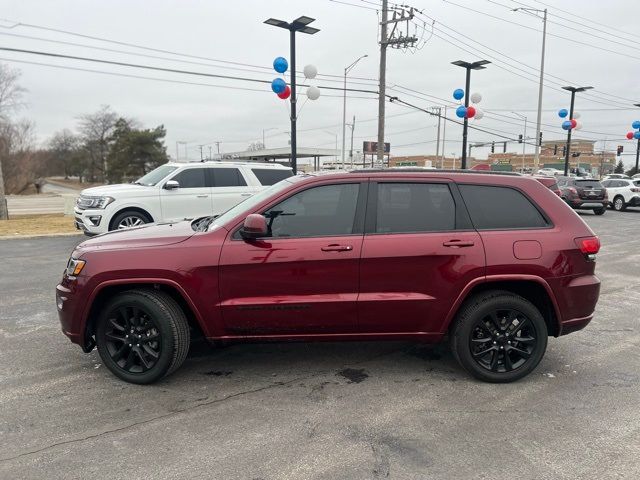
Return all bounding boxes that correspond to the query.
[0,232,84,240]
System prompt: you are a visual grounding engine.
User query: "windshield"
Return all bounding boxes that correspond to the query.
[208,177,301,231]
[135,165,178,186]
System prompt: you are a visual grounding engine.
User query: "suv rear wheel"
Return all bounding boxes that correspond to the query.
[450,291,548,383]
[612,195,626,211]
[96,289,190,384]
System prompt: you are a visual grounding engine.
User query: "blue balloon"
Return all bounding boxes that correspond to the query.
[558,109,568,118]
[632,120,640,130]
[271,78,286,94]
[273,56,288,74]
[562,120,572,130]
[635,131,640,140]
[453,88,464,100]
[456,106,467,118]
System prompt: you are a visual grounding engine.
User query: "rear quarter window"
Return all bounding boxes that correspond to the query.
[251,168,293,186]
[458,184,549,230]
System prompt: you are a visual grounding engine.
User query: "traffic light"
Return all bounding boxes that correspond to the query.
[518,134,523,144]
[539,131,543,146]
[491,142,495,153]
[503,142,507,153]
[617,145,624,156]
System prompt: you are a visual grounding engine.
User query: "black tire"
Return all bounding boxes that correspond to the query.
[96,289,190,384]
[450,290,548,383]
[593,207,606,215]
[612,196,626,212]
[110,209,152,231]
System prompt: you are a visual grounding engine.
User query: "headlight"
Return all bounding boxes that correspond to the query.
[66,258,86,276]
[77,195,115,209]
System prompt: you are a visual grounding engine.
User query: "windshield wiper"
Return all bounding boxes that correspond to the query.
[133,181,145,185]
[196,215,220,232]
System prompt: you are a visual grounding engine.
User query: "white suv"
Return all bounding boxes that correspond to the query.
[74,162,293,235]
[601,178,640,211]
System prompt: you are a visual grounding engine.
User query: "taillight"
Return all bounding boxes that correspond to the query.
[575,236,600,257]
[631,188,640,193]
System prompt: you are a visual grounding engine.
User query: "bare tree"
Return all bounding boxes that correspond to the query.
[78,105,117,182]
[49,129,81,179]
[0,63,28,220]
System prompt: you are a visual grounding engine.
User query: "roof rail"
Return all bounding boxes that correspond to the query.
[348,168,522,176]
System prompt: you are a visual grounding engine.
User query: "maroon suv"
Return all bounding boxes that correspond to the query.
[57,170,601,384]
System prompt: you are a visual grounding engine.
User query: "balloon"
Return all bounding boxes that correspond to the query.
[273,56,288,73]
[635,131,640,140]
[474,108,484,120]
[466,106,476,118]
[633,120,640,129]
[306,85,321,100]
[558,109,568,118]
[470,92,482,104]
[562,120,572,130]
[277,85,291,99]
[575,120,583,130]
[573,111,581,119]
[570,119,577,128]
[453,88,464,100]
[627,132,635,140]
[271,78,286,94]
[455,106,467,118]
[303,64,317,79]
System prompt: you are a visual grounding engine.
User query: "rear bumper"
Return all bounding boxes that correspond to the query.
[570,199,607,209]
[558,314,593,336]
[550,274,601,336]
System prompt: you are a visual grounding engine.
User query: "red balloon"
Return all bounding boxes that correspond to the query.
[277,85,291,99]
[627,132,635,140]
[570,119,577,128]
[466,106,476,118]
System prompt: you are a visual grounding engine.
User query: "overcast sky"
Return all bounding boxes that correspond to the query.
[2,0,639,164]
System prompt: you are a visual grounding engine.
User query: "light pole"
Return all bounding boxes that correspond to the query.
[452,60,491,169]
[562,86,593,175]
[514,7,547,170]
[512,111,528,173]
[347,115,356,168]
[341,54,367,168]
[265,16,320,174]
[262,128,277,149]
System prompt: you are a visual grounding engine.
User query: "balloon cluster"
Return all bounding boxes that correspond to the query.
[269,57,321,101]
[558,109,583,131]
[626,120,640,140]
[452,89,484,120]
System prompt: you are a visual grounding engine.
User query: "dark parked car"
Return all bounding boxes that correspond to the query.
[557,177,608,215]
[57,170,601,384]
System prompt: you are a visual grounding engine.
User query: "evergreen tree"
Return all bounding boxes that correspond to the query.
[614,159,625,174]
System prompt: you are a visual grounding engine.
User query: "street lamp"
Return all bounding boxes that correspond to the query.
[341,54,367,168]
[452,59,491,169]
[512,111,528,173]
[262,128,277,149]
[513,7,547,170]
[265,16,320,174]
[561,85,593,175]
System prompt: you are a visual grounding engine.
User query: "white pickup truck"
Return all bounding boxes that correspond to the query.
[74,162,293,235]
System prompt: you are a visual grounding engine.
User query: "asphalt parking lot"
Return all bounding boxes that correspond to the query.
[1,210,639,480]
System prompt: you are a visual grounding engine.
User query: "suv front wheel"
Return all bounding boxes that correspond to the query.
[111,210,152,231]
[450,291,548,383]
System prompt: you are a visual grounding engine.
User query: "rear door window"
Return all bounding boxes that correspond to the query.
[212,168,247,187]
[374,183,456,233]
[459,184,548,230]
[251,168,293,186]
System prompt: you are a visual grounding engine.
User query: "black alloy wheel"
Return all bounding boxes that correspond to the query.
[469,309,537,373]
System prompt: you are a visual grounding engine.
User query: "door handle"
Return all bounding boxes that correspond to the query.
[321,244,353,252]
[196,194,208,198]
[443,240,475,248]
[240,193,252,197]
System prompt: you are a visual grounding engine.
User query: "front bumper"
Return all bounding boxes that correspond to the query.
[56,276,93,350]
[74,206,110,235]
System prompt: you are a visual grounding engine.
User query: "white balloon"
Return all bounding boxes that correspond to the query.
[306,85,321,100]
[474,108,484,120]
[573,111,581,119]
[575,120,583,130]
[470,92,482,104]
[303,64,318,79]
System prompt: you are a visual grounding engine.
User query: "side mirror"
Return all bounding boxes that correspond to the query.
[239,214,268,240]
[164,180,180,190]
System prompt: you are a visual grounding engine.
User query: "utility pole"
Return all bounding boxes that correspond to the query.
[512,111,527,173]
[348,115,356,168]
[634,103,640,174]
[562,86,593,175]
[342,55,367,168]
[514,7,547,170]
[433,107,442,165]
[215,141,221,155]
[440,106,447,169]
[377,3,418,168]
[199,145,204,161]
[208,146,212,160]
